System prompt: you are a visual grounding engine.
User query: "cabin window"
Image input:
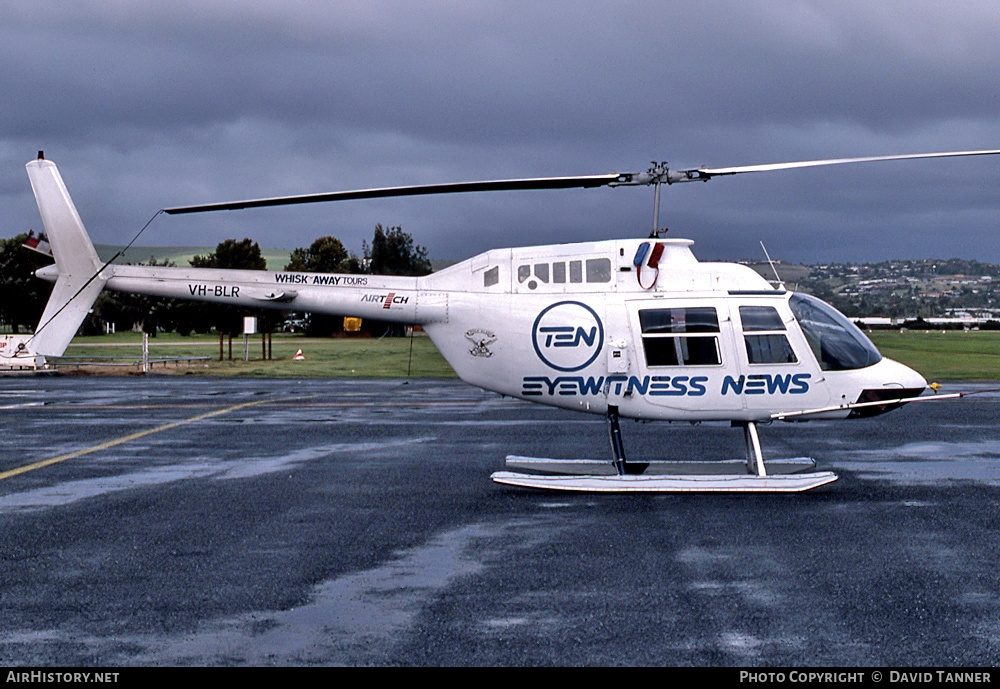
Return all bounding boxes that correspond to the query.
[586,258,611,283]
[484,266,499,287]
[644,336,721,367]
[638,307,721,367]
[516,258,608,288]
[640,307,719,334]
[744,334,797,364]
[739,306,785,331]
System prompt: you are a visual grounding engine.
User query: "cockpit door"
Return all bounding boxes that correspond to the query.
[625,298,743,416]
[731,298,830,415]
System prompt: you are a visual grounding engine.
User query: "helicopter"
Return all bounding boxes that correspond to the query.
[16,149,1000,492]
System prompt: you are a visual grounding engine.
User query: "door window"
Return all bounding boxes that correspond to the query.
[638,307,721,367]
[739,305,797,364]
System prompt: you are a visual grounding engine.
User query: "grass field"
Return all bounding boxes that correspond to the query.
[867,330,1000,382]
[50,329,1000,381]
[59,333,456,378]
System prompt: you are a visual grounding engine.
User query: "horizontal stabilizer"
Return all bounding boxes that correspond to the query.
[22,233,54,259]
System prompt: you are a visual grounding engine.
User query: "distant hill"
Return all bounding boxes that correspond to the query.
[742,261,812,287]
[95,245,293,271]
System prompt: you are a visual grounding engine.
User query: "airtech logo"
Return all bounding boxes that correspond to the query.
[532,301,604,372]
[360,292,409,309]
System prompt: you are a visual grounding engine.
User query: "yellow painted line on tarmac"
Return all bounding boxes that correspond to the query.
[0,398,270,482]
[43,400,474,410]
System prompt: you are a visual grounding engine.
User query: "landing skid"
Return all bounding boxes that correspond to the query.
[490,470,838,492]
[490,408,838,493]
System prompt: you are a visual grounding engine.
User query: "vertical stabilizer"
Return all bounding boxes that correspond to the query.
[25,156,107,357]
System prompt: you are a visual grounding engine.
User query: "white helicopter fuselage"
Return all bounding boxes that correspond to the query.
[36,235,926,424]
[422,237,926,422]
[24,154,961,491]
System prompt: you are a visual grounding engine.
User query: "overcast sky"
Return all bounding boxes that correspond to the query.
[2,1,999,264]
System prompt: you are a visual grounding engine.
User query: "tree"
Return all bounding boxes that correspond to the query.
[0,234,52,334]
[284,236,362,273]
[191,238,267,271]
[366,225,432,276]
[362,225,433,336]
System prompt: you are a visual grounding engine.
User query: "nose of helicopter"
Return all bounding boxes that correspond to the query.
[875,357,928,390]
[851,357,928,417]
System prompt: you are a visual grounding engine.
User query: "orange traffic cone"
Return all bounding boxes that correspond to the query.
[293,349,305,360]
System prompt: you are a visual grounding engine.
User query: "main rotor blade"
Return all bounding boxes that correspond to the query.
[691,149,1000,178]
[162,148,1000,214]
[163,173,626,215]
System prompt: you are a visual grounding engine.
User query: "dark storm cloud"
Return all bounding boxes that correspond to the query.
[2,1,999,263]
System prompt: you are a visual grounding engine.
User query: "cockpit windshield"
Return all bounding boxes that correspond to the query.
[788,293,882,371]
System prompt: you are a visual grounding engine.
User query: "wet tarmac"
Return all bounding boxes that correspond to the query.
[0,375,999,666]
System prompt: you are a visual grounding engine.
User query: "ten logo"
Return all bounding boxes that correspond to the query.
[531,301,604,372]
